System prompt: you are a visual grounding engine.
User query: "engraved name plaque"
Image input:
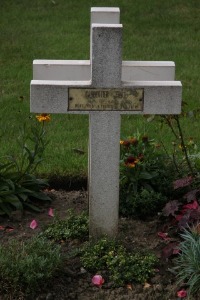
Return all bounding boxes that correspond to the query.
[68,88,144,111]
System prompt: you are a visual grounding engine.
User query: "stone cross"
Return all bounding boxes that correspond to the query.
[30,7,182,239]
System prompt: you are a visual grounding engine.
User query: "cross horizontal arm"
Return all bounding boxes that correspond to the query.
[30,80,182,114]
[33,60,175,81]
[30,80,90,114]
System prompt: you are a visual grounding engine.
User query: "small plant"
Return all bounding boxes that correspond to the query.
[120,134,174,190]
[120,134,161,196]
[0,118,51,215]
[81,237,157,286]
[119,133,174,217]
[174,226,200,296]
[0,236,61,297]
[162,177,200,229]
[158,115,196,176]
[41,209,89,241]
[120,188,167,218]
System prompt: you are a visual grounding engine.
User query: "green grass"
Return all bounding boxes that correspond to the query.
[1,0,200,177]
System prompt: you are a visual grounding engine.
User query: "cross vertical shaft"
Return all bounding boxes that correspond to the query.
[89,24,122,238]
[30,7,182,241]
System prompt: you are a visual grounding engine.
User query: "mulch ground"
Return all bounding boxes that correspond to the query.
[0,189,197,300]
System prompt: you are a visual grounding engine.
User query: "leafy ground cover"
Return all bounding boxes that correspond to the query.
[0,188,199,300]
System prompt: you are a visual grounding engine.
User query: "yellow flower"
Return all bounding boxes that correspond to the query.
[188,137,194,145]
[36,114,51,122]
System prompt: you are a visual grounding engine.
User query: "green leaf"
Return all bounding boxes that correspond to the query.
[139,171,158,180]
[4,195,23,210]
[23,202,42,212]
[0,203,12,216]
[0,190,15,196]
[18,193,28,202]
[0,162,14,172]
[30,191,51,201]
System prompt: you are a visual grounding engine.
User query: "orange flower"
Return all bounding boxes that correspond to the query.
[36,113,51,122]
[120,140,130,147]
[125,156,139,168]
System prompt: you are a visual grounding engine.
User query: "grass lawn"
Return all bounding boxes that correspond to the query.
[1,0,200,177]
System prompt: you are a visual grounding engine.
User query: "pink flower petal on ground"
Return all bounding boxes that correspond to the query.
[177,289,187,298]
[92,275,105,287]
[48,208,54,217]
[5,226,14,232]
[29,219,38,229]
[157,232,171,240]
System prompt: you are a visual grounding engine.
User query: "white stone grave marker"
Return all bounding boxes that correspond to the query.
[30,7,182,239]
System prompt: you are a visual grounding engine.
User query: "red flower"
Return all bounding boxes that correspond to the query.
[177,289,187,298]
[125,156,139,168]
[121,140,130,147]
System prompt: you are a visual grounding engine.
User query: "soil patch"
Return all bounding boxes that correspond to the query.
[0,189,196,300]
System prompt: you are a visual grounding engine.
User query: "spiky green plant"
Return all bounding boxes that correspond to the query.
[175,226,200,296]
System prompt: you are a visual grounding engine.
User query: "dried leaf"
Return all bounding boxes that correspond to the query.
[143,282,151,289]
[72,148,85,155]
[161,242,179,259]
[126,284,132,290]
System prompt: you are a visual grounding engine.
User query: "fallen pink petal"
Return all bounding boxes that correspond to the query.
[29,220,38,229]
[92,275,105,287]
[48,208,54,217]
[157,232,171,240]
[177,289,187,298]
[5,226,14,232]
